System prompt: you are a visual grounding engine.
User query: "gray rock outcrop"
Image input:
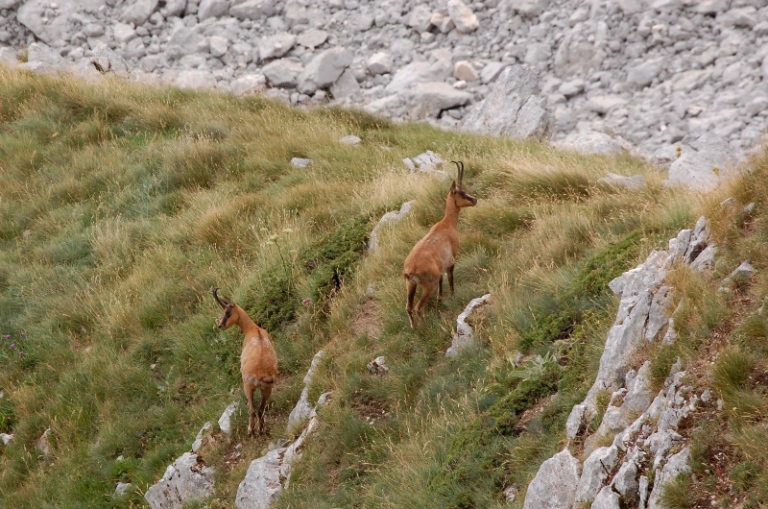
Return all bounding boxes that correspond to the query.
[446,293,492,358]
[522,448,580,509]
[236,392,331,509]
[144,452,215,509]
[461,66,551,140]
[524,217,721,509]
[368,201,416,253]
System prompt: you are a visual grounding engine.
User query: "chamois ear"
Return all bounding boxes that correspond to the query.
[450,180,457,192]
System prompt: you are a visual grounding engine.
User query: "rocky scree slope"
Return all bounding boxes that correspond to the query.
[1,0,768,161]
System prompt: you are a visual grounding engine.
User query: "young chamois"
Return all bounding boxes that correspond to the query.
[403,161,477,328]
[213,288,278,436]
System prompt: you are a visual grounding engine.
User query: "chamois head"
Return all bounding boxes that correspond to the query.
[449,161,477,209]
[213,287,239,330]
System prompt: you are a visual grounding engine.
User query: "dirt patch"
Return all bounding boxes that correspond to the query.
[350,389,390,424]
[352,298,383,340]
[516,394,555,433]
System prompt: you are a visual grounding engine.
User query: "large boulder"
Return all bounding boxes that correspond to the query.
[461,65,551,141]
[17,0,107,45]
[522,448,580,509]
[119,0,159,25]
[667,133,740,192]
[297,47,353,95]
[144,452,215,509]
[406,82,472,119]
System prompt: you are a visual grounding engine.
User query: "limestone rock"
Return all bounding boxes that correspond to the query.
[198,0,230,20]
[92,43,130,78]
[522,448,580,509]
[144,452,215,509]
[23,42,68,75]
[175,70,217,90]
[258,33,296,61]
[598,173,646,189]
[298,47,353,95]
[668,134,739,192]
[235,447,283,509]
[406,82,472,119]
[120,0,159,25]
[297,29,328,49]
[262,59,303,88]
[369,201,415,253]
[286,350,325,435]
[462,66,551,141]
[367,52,393,76]
[366,356,389,375]
[446,293,492,358]
[229,0,278,20]
[574,446,619,506]
[555,130,628,156]
[114,482,132,498]
[218,402,238,435]
[230,74,267,95]
[447,0,479,33]
[291,158,312,169]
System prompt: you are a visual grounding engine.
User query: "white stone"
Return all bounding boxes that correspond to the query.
[175,70,217,90]
[368,200,416,251]
[298,47,353,95]
[262,59,304,88]
[145,452,215,509]
[198,0,229,20]
[229,0,277,20]
[366,356,389,375]
[209,35,229,58]
[574,446,619,506]
[339,135,361,145]
[447,0,479,33]
[522,449,580,509]
[114,482,132,498]
[591,486,621,509]
[120,0,159,25]
[258,33,296,61]
[218,402,238,435]
[406,81,473,119]
[453,61,478,82]
[462,65,550,141]
[291,158,312,169]
[446,294,492,358]
[367,52,393,76]
[191,422,212,453]
[598,173,646,189]
[297,29,329,48]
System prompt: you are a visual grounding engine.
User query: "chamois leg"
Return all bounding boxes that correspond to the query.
[406,278,418,328]
[244,382,256,437]
[257,386,272,435]
[447,264,455,296]
[438,273,444,301]
[415,280,437,316]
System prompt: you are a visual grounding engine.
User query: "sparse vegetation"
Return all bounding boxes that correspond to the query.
[2,64,767,509]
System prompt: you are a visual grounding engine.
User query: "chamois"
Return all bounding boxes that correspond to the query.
[213,288,278,436]
[403,161,477,328]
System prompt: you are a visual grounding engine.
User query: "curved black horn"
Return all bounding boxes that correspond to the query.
[451,160,464,189]
[212,287,229,308]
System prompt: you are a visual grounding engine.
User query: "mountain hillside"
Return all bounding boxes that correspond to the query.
[1,66,766,509]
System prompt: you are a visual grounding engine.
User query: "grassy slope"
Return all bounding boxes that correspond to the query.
[1,65,763,509]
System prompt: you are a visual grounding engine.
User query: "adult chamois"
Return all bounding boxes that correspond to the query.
[213,288,278,436]
[403,160,477,328]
